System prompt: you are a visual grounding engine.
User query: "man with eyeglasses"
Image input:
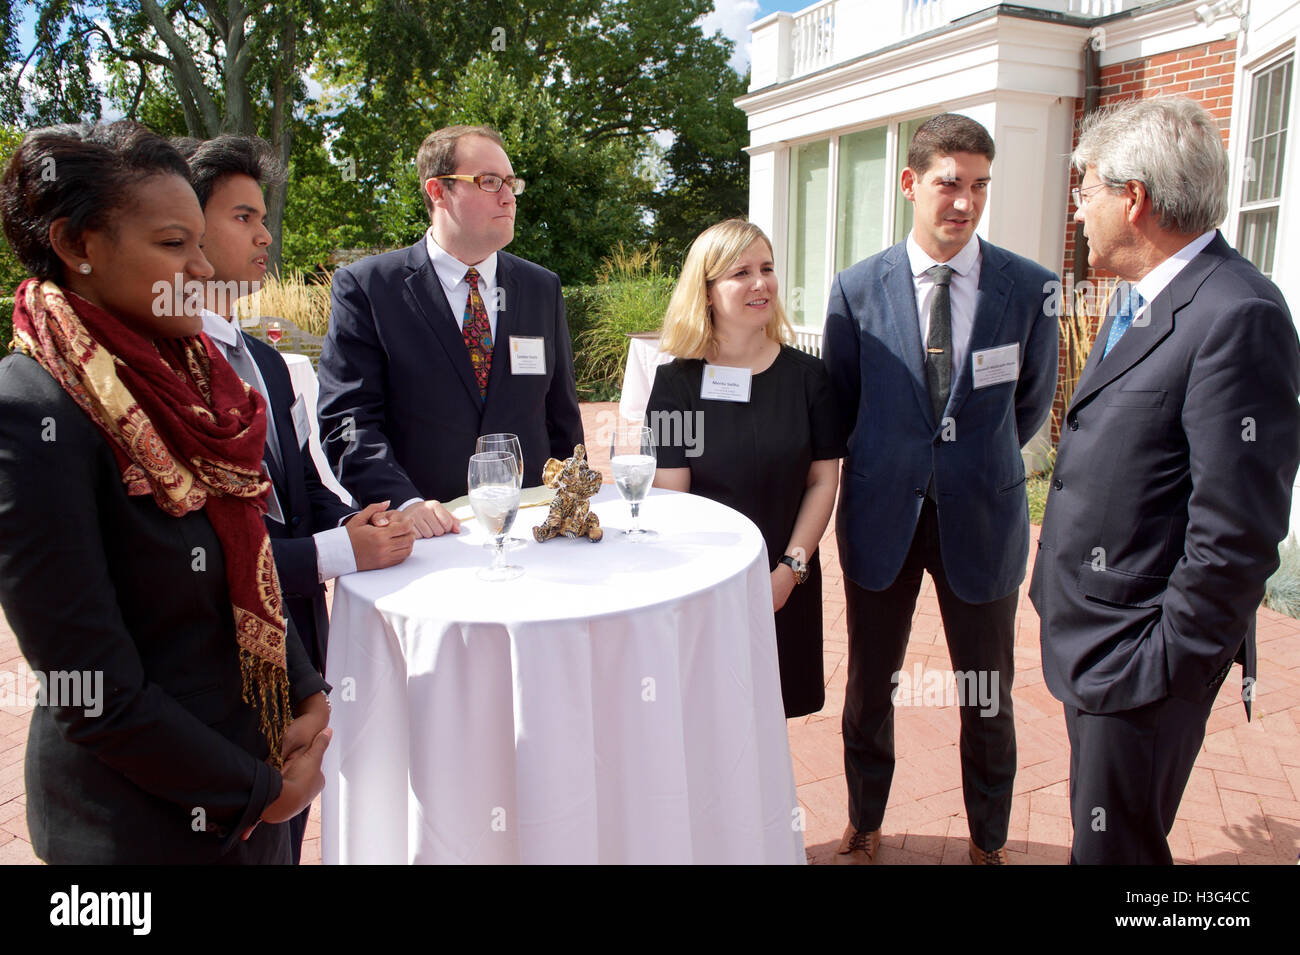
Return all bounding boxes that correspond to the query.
[1032,97,1300,864]
[318,125,584,537]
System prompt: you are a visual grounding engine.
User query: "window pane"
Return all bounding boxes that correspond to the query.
[1259,132,1279,200]
[788,139,830,328]
[1266,64,1290,131]
[835,127,888,272]
[1238,207,1278,278]
[893,115,935,243]
[1244,60,1292,204]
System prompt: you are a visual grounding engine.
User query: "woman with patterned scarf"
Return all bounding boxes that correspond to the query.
[0,122,331,864]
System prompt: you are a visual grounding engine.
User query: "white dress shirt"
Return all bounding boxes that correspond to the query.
[201,310,356,582]
[1130,230,1217,323]
[425,230,500,341]
[907,233,982,383]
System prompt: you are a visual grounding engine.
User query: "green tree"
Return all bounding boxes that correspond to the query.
[0,125,26,293]
[13,1,325,272]
[312,0,748,281]
[648,68,752,267]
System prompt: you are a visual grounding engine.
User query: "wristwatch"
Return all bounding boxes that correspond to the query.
[779,554,809,584]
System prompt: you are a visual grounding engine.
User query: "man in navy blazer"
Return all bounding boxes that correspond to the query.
[184,135,415,861]
[183,135,414,675]
[823,114,1058,864]
[1031,98,1300,864]
[317,125,584,538]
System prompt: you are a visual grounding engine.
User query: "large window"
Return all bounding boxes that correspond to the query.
[835,127,887,272]
[788,140,830,329]
[785,114,935,328]
[1239,57,1292,279]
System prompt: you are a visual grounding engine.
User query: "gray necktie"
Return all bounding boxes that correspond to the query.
[224,335,285,524]
[924,264,953,424]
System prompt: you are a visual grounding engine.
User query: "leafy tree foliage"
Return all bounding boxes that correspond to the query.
[4,1,750,284]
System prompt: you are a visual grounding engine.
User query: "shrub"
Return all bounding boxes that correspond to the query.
[0,295,12,358]
[1265,535,1300,620]
[239,271,332,337]
[571,243,675,401]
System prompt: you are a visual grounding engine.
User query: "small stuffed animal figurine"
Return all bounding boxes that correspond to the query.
[533,445,604,543]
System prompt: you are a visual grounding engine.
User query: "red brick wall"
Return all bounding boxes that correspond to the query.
[1048,39,1237,446]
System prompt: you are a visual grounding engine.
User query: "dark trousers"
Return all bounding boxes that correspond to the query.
[288,807,308,865]
[842,499,1018,850]
[1064,693,1215,864]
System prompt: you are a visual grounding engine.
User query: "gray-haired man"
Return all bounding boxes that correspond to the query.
[1030,97,1300,864]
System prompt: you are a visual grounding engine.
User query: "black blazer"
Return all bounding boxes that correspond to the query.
[317,241,585,505]
[1031,234,1300,716]
[0,353,328,864]
[244,332,354,674]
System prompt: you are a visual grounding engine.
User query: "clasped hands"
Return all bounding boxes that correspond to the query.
[345,500,416,569]
[243,691,332,840]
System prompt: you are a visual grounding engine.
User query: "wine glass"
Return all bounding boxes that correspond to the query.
[609,423,657,541]
[476,433,526,551]
[467,451,523,581]
[267,321,283,346]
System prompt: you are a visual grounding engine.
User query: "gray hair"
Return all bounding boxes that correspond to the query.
[1072,97,1228,235]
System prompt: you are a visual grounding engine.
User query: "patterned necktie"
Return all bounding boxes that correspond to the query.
[924,264,953,423]
[1102,284,1144,359]
[462,267,493,400]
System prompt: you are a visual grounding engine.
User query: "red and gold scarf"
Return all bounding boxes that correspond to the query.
[10,278,292,765]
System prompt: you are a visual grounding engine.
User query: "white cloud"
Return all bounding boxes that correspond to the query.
[697,0,761,75]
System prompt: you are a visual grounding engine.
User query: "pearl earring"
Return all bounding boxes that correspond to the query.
[78,263,92,275]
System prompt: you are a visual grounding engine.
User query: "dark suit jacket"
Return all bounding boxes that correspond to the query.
[823,238,1059,604]
[0,353,328,864]
[244,332,354,674]
[316,241,585,505]
[1030,233,1300,716]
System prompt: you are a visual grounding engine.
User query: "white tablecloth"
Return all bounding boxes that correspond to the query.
[281,352,352,506]
[321,487,803,864]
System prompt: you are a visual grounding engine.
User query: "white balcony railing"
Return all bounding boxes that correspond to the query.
[792,0,837,77]
[750,0,1141,89]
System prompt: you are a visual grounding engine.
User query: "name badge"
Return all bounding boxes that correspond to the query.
[290,393,311,447]
[971,344,1019,389]
[699,364,752,402]
[510,336,547,375]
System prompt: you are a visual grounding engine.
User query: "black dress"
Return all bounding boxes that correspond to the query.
[646,345,844,717]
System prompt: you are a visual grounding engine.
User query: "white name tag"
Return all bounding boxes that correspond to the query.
[290,393,311,447]
[972,343,1019,389]
[699,364,752,402]
[510,336,546,375]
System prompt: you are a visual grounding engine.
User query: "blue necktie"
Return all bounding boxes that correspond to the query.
[1102,285,1144,359]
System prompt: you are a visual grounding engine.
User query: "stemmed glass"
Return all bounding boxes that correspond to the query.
[467,451,523,581]
[476,433,525,550]
[609,423,658,541]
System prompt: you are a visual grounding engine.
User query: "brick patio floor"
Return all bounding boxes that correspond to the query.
[2,401,1297,865]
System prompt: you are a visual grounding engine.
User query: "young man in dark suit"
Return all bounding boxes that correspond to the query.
[183,136,414,861]
[1031,97,1300,864]
[316,125,584,538]
[822,114,1059,864]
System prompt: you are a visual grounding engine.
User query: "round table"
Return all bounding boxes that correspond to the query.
[321,487,804,864]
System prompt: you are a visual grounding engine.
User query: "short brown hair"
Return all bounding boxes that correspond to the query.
[415,125,506,217]
[906,114,995,175]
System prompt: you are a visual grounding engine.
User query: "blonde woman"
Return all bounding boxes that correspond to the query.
[647,219,842,717]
